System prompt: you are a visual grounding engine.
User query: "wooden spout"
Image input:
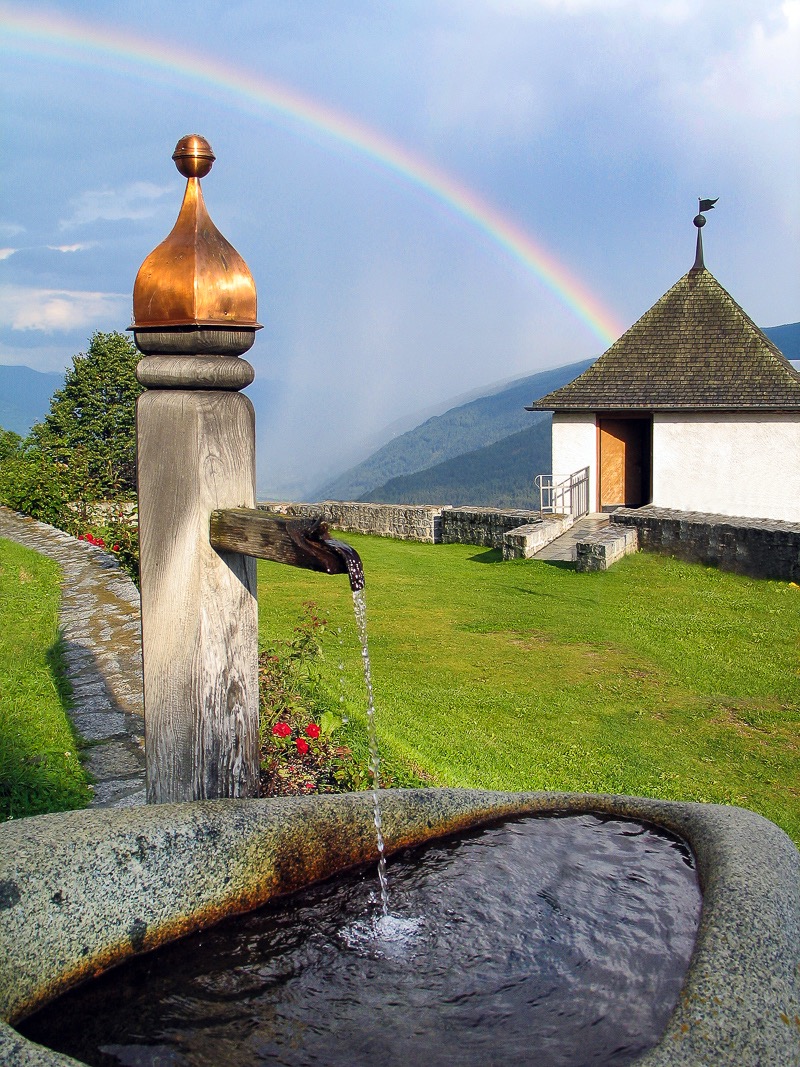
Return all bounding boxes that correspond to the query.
[210,508,351,577]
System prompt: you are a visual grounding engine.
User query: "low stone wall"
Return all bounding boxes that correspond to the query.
[440,507,545,548]
[258,502,548,548]
[614,506,800,583]
[258,501,444,543]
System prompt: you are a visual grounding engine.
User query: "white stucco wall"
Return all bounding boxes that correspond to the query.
[652,413,800,522]
[551,413,597,510]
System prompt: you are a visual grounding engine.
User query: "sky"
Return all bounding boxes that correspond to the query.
[1,0,798,497]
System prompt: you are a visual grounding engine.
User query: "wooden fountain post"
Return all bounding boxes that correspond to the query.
[132,136,262,803]
[131,136,358,804]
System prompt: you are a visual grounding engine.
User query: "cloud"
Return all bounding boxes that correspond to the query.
[0,223,24,240]
[687,0,800,121]
[47,242,96,253]
[60,181,173,228]
[0,248,17,261]
[0,286,129,332]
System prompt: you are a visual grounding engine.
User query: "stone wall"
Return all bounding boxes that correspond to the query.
[614,506,800,583]
[258,501,549,549]
[502,515,574,560]
[259,500,800,581]
[440,506,545,548]
[258,501,444,543]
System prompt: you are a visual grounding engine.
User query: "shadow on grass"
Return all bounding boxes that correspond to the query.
[0,636,93,822]
[467,549,503,564]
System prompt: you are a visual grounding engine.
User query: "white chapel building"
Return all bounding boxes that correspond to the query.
[529,220,800,523]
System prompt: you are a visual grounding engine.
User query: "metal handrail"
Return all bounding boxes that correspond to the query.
[535,467,589,517]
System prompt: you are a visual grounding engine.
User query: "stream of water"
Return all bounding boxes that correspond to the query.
[352,585,390,917]
[327,539,391,918]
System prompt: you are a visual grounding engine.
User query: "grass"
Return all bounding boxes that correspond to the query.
[257,535,800,845]
[0,538,92,820]
[4,525,798,847]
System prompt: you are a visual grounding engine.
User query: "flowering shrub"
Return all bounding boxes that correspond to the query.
[74,503,139,584]
[258,603,368,796]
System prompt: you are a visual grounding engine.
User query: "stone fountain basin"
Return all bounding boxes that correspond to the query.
[1,789,798,1067]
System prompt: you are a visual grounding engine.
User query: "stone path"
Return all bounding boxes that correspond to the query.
[533,512,610,562]
[0,506,146,807]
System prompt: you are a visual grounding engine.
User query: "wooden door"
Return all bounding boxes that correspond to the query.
[598,417,651,510]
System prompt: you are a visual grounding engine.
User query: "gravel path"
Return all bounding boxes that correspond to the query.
[0,506,146,807]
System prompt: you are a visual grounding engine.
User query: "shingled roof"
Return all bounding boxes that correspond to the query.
[530,265,800,411]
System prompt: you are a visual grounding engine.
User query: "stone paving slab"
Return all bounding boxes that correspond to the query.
[0,506,145,807]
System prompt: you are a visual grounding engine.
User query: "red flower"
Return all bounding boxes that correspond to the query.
[112,544,120,552]
[295,737,310,756]
[271,722,291,738]
[305,723,321,739]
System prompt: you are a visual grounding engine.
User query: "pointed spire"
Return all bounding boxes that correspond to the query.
[692,197,718,271]
[131,135,261,356]
[692,213,706,270]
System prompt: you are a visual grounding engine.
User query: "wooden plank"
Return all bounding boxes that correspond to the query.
[209,508,349,576]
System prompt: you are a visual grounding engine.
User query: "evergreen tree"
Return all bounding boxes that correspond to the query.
[30,331,142,495]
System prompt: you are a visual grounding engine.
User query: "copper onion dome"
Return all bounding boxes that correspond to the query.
[132,135,261,356]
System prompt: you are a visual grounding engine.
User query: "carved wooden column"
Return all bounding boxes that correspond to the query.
[131,136,262,803]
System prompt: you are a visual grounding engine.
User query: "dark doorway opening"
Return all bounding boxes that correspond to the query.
[597,416,652,510]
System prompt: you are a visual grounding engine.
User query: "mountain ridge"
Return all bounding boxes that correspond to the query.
[312,359,594,501]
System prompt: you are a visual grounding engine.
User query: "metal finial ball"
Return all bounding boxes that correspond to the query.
[693,214,706,228]
[172,134,216,179]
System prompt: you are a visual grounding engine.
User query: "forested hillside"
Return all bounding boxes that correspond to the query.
[314,359,593,500]
[360,417,551,509]
[763,322,800,361]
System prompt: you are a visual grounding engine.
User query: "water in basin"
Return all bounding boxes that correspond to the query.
[20,812,701,1067]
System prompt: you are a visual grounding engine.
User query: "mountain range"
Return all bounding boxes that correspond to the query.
[312,360,593,502]
[0,366,65,438]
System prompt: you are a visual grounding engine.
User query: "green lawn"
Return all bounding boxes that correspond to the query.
[257,536,800,845]
[0,538,92,820]
[4,527,798,846]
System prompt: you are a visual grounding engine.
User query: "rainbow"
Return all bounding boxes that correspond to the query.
[0,4,624,346]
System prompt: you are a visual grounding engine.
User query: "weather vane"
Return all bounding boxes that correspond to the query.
[692,197,718,270]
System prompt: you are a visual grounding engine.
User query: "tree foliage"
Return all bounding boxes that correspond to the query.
[31,331,142,495]
[0,333,143,580]
[0,427,22,463]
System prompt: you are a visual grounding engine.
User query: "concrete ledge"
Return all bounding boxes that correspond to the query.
[615,506,800,582]
[1,789,798,1066]
[502,514,574,560]
[575,523,638,572]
